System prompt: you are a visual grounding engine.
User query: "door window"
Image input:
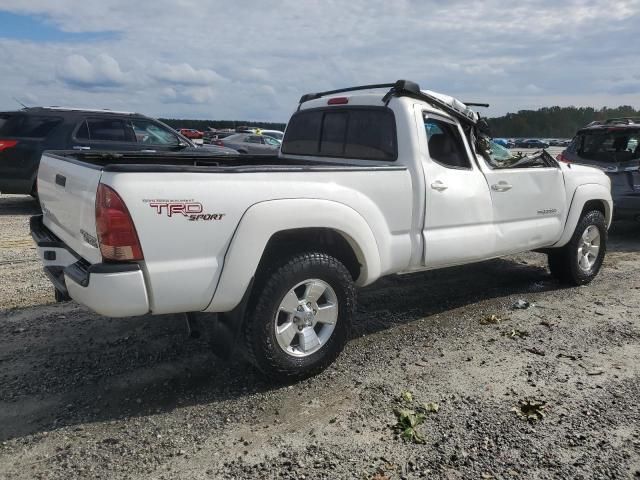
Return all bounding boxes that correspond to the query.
[423,117,471,169]
[76,118,133,142]
[130,119,180,145]
[478,137,556,169]
[245,136,263,143]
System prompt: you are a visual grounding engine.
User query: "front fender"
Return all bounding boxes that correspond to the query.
[553,184,613,248]
[205,199,381,313]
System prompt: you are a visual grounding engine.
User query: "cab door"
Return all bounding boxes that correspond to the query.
[419,110,496,268]
[477,152,567,255]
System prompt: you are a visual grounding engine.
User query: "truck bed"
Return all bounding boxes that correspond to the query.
[36,148,413,316]
[44,150,405,173]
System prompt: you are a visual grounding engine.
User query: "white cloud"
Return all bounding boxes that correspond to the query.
[150,62,224,86]
[160,86,217,105]
[57,53,127,88]
[0,0,638,121]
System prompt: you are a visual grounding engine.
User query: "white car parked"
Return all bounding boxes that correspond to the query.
[32,80,612,381]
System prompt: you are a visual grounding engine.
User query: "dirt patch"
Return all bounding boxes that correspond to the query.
[0,193,639,479]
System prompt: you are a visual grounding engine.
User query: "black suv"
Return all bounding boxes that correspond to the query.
[559,118,640,219]
[0,107,234,195]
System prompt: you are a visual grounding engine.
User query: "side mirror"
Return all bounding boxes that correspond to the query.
[172,141,189,150]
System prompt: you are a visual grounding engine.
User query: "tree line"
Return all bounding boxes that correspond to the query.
[487,105,640,138]
[160,104,640,139]
[159,118,286,131]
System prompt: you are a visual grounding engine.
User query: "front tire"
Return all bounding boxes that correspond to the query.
[244,252,355,382]
[548,210,606,285]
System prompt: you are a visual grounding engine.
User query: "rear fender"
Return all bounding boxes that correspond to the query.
[205,199,381,313]
[553,184,612,247]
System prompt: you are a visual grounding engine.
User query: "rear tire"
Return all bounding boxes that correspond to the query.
[243,252,355,382]
[548,210,606,285]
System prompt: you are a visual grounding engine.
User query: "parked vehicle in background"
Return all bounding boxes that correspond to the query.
[235,126,257,133]
[217,133,281,154]
[549,138,571,147]
[203,129,236,144]
[260,129,285,142]
[178,128,203,140]
[514,139,550,149]
[0,107,233,196]
[558,118,640,219]
[494,138,516,148]
[32,80,612,381]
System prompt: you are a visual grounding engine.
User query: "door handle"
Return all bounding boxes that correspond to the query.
[491,181,512,192]
[430,180,448,191]
[73,146,91,151]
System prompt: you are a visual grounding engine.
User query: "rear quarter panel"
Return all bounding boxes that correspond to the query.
[101,167,413,315]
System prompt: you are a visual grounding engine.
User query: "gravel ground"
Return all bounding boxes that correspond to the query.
[0,190,639,480]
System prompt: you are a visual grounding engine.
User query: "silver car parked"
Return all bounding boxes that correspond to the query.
[221,133,280,154]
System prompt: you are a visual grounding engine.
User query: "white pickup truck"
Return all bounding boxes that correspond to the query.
[32,80,612,380]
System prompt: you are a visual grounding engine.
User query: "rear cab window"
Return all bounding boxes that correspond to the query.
[281,107,397,161]
[0,114,63,138]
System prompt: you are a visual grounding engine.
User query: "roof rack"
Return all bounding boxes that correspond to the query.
[298,79,478,126]
[586,117,640,127]
[463,102,490,108]
[30,106,137,115]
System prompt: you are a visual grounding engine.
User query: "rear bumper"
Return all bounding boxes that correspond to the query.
[30,215,150,317]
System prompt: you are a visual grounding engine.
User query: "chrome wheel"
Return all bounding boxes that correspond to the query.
[274,279,338,357]
[577,225,600,272]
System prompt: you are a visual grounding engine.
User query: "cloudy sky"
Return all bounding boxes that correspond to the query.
[0,0,638,122]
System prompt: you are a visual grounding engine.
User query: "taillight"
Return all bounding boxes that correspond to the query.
[95,184,143,261]
[328,97,349,105]
[0,140,18,152]
[556,152,570,163]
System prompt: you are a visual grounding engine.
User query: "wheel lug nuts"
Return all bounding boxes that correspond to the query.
[297,306,303,312]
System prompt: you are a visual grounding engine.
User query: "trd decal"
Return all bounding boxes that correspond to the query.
[144,200,225,222]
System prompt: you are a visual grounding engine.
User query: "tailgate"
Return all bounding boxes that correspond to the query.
[37,152,103,264]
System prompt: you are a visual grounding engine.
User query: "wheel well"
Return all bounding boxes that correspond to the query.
[581,199,607,218]
[256,228,362,281]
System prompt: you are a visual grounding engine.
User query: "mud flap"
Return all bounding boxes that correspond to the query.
[188,277,255,360]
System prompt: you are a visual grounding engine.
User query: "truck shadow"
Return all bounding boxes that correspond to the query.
[1,221,638,442]
[608,220,640,253]
[0,194,40,216]
[0,255,557,442]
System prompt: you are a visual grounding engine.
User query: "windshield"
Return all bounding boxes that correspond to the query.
[264,131,283,140]
[478,136,555,169]
[489,140,513,162]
